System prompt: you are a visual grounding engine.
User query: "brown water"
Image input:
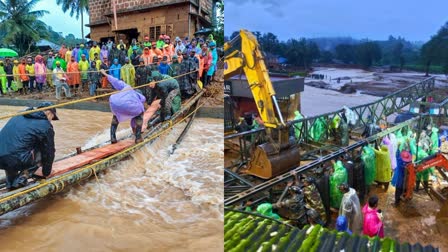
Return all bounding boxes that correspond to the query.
[0,106,224,252]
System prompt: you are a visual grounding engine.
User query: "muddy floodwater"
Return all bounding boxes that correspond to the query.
[0,105,223,251]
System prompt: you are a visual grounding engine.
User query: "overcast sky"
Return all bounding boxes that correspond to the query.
[36,1,90,39]
[225,0,448,42]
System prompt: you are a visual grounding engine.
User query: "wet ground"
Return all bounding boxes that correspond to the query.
[371,185,448,249]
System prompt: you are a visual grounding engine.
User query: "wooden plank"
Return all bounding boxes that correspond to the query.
[35,140,134,178]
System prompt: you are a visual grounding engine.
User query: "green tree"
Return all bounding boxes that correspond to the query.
[0,0,49,55]
[421,22,448,76]
[355,41,382,69]
[56,0,88,42]
[212,0,223,46]
[335,44,355,64]
[319,50,334,63]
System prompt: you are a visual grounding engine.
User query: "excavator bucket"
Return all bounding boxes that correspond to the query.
[245,142,301,179]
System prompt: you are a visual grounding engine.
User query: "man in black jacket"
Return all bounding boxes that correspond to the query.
[0,101,57,189]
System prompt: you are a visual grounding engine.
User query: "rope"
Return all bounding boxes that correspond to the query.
[0,96,207,204]
[0,69,199,121]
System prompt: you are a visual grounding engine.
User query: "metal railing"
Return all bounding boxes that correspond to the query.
[225,77,435,163]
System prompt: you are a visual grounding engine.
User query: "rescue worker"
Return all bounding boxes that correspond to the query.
[53,61,72,100]
[302,177,327,225]
[135,58,152,101]
[158,56,172,75]
[178,50,198,99]
[169,55,181,78]
[392,150,411,206]
[147,74,181,123]
[256,203,281,220]
[374,144,392,191]
[4,58,13,95]
[336,215,352,234]
[99,69,145,144]
[338,183,363,235]
[306,208,325,226]
[88,61,101,97]
[13,60,23,94]
[120,57,136,87]
[0,101,58,189]
[273,185,307,227]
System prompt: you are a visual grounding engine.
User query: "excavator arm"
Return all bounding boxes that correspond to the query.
[224,30,285,129]
[404,153,448,200]
[225,30,301,179]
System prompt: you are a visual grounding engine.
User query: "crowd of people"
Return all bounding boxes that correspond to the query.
[0,33,219,102]
[242,106,448,239]
[0,34,220,190]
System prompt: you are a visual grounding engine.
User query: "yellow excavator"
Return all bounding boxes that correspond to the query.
[225,29,301,179]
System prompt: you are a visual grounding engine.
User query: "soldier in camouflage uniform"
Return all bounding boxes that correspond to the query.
[151,56,159,70]
[303,177,327,224]
[169,55,181,78]
[135,58,152,102]
[148,74,181,121]
[178,50,198,100]
[274,186,308,228]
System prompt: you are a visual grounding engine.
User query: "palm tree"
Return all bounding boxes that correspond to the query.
[56,0,88,41]
[0,0,49,55]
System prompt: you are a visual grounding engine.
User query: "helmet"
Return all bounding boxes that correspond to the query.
[307,209,320,221]
[289,186,301,193]
[305,177,315,184]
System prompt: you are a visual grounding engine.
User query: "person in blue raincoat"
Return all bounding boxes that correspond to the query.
[206,41,218,86]
[100,69,146,144]
[109,59,121,80]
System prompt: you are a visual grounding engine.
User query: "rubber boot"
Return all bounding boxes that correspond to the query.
[111,116,119,144]
[134,115,143,144]
[415,180,421,192]
[423,180,429,192]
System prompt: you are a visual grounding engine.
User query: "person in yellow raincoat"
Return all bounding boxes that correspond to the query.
[120,57,135,87]
[374,145,392,191]
[12,60,22,94]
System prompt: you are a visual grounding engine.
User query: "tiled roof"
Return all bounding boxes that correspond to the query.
[224,209,439,252]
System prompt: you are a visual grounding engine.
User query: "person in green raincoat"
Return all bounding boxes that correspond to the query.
[415,147,434,192]
[430,126,439,155]
[310,117,327,142]
[362,145,376,186]
[374,145,392,191]
[293,110,303,141]
[0,61,7,95]
[330,160,348,209]
[256,203,281,220]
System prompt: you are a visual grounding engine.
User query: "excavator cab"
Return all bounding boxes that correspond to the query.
[225,30,302,179]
